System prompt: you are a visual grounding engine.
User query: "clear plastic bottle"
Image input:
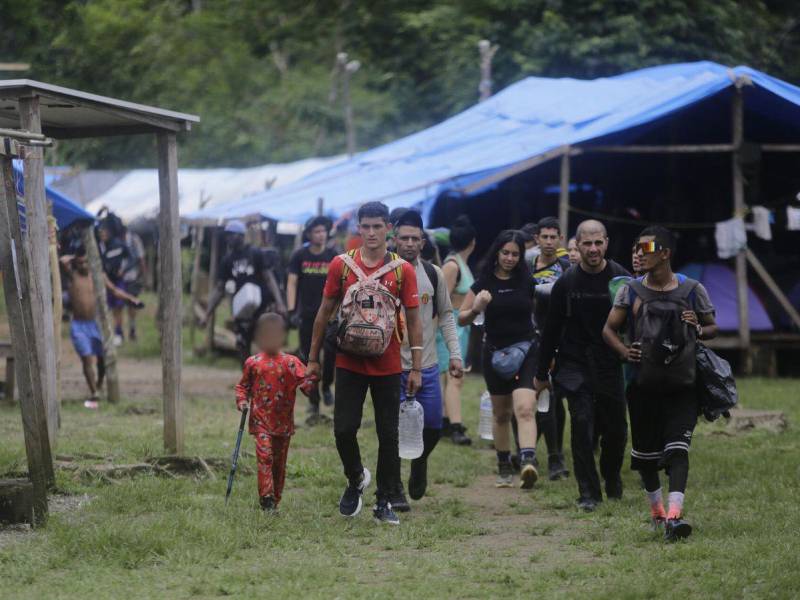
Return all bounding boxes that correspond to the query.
[399,397,424,459]
[537,388,550,413]
[478,391,494,440]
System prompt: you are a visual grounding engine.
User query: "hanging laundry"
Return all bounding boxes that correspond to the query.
[751,206,772,240]
[715,217,747,259]
[787,206,800,231]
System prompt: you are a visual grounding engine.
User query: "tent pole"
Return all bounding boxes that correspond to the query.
[189,225,205,353]
[19,95,59,449]
[732,84,752,374]
[157,132,183,455]
[206,226,219,355]
[559,151,570,236]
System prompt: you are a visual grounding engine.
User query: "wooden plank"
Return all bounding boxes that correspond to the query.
[0,155,52,522]
[189,226,205,351]
[580,144,735,154]
[731,87,751,373]
[760,144,800,152]
[157,132,183,455]
[19,95,59,449]
[82,226,120,403]
[5,357,15,403]
[746,248,800,330]
[48,212,62,420]
[559,152,570,236]
[206,226,219,355]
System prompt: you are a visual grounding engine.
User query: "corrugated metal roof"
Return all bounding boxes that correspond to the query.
[0,79,199,138]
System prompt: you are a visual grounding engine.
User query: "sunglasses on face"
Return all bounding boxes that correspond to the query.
[636,241,663,255]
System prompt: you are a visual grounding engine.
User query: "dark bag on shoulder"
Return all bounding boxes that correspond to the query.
[695,344,737,421]
[630,278,699,392]
[491,340,533,380]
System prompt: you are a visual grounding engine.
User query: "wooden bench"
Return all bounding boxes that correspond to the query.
[0,340,15,403]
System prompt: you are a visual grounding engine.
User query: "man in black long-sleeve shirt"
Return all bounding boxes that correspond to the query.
[534,220,630,511]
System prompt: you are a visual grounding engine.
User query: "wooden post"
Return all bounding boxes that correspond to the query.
[206,226,219,355]
[745,248,800,330]
[157,132,183,455]
[0,154,52,523]
[189,226,205,352]
[48,213,62,423]
[559,151,570,236]
[732,85,751,373]
[317,197,324,217]
[19,95,59,448]
[82,226,120,403]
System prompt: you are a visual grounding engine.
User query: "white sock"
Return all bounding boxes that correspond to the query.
[645,487,663,507]
[668,491,685,517]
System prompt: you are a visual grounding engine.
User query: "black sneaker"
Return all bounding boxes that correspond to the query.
[339,467,372,517]
[548,453,570,481]
[323,388,334,407]
[496,461,514,488]
[449,423,472,446]
[664,518,692,542]
[389,484,411,513]
[519,457,539,490]
[605,477,623,500]
[259,496,277,513]
[577,497,600,512]
[373,499,400,525]
[408,457,428,500]
[510,454,521,474]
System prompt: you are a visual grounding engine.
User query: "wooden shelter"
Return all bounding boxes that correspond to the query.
[0,80,198,523]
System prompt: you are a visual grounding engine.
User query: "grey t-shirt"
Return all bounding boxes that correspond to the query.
[401,260,461,370]
[613,276,715,316]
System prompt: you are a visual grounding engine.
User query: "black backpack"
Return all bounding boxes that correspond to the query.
[420,259,439,318]
[629,277,699,392]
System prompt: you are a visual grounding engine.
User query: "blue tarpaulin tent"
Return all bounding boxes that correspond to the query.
[186,61,800,225]
[13,160,94,230]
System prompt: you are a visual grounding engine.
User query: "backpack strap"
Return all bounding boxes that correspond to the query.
[340,249,359,284]
[421,259,439,318]
[340,251,368,281]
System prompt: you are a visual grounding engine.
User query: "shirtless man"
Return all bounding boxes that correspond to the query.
[60,248,143,409]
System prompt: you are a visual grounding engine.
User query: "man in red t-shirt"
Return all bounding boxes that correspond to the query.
[307,201,423,525]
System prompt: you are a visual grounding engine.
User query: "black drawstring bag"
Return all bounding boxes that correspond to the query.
[695,344,738,421]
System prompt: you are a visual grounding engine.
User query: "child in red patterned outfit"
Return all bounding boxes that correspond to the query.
[235,313,314,512]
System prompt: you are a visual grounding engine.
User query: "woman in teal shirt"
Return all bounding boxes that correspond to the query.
[437,216,476,445]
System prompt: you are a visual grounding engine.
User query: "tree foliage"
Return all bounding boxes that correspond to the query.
[2,0,798,167]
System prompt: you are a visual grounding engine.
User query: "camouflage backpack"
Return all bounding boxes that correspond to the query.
[336,250,404,357]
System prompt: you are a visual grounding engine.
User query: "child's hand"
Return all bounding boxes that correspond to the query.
[236,401,248,412]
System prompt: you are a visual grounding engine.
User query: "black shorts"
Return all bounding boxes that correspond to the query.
[628,383,697,471]
[482,343,537,396]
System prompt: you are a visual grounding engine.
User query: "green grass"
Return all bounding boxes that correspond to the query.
[1,374,798,598]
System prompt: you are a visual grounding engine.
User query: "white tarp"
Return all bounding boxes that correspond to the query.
[86,155,345,222]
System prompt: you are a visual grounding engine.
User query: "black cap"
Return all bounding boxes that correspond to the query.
[303,215,333,236]
[392,208,423,230]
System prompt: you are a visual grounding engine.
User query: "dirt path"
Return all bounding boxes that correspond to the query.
[59,351,239,402]
[435,474,598,568]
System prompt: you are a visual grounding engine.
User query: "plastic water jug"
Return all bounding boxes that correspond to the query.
[399,397,424,459]
[537,388,550,414]
[478,391,494,440]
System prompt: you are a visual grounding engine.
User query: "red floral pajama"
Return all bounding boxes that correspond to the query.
[255,431,291,504]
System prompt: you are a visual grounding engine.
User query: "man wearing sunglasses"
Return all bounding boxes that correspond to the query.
[603,226,717,541]
[534,220,630,512]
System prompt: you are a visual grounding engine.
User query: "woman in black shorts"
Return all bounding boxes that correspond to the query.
[459,230,539,489]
